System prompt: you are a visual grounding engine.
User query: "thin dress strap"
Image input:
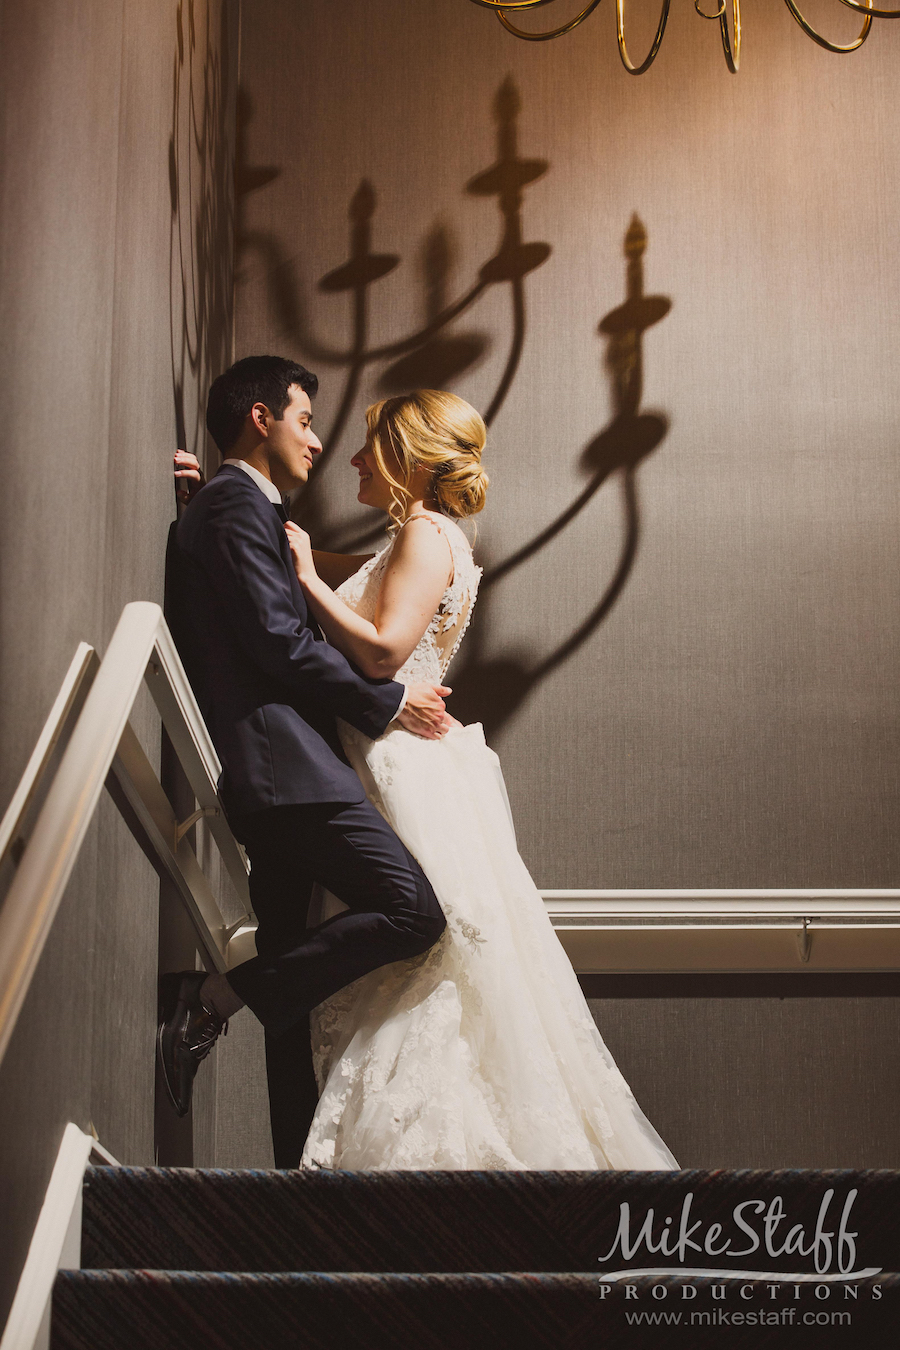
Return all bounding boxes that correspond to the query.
[399,512,447,534]
[397,512,455,582]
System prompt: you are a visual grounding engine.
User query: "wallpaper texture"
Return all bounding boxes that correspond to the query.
[0,0,237,1320]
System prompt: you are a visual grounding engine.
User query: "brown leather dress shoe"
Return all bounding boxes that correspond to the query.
[157,970,228,1117]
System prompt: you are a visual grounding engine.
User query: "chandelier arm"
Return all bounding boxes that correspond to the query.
[835,0,900,15]
[468,0,558,9]
[616,0,671,73]
[469,0,558,8]
[496,0,605,40]
[719,0,741,71]
[781,0,872,50]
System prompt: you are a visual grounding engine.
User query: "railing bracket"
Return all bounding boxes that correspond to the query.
[174,805,220,846]
[797,917,813,963]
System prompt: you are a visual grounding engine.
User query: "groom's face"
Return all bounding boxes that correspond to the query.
[264,385,322,491]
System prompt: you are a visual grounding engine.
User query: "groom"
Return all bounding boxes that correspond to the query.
[162,355,448,1167]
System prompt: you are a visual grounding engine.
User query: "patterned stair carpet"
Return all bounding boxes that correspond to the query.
[51,1271,900,1350]
[51,1167,900,1348]
[79,1165,900,1273]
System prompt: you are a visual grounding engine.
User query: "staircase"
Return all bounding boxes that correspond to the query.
[51,1167,900,1348]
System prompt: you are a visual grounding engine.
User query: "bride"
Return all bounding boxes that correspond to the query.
[275,389,677,1171]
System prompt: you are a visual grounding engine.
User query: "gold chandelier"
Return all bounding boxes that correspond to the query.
[468,0,898,74]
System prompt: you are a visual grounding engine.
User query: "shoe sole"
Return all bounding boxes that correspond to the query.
[157,973,189,1118]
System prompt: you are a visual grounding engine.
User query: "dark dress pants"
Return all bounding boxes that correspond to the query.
[226,799,445,1168]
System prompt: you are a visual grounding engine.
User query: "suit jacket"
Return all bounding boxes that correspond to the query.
[165,463,404,819]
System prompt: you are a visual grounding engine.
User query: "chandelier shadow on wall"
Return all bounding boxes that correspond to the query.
[468,0,898,74]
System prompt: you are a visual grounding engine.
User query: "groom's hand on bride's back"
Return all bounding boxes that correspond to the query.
[397,683,453,740]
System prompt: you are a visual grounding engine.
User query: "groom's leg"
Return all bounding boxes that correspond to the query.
[227,799,445,1042]
[241,855,320,1169]
[264,1024,319,1169]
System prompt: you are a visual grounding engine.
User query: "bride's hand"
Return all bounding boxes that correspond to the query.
[285,520,316,584]
[174,449,205,505]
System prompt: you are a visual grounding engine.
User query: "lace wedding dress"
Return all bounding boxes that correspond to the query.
[301,514,677,1170]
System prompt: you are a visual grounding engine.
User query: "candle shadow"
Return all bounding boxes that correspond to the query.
[448,216,671,738]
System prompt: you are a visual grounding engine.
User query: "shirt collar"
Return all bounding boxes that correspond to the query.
[223,458,284,507]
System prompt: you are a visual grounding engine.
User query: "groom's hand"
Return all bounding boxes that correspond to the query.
[174,449,205,506]
[397,683,452,740]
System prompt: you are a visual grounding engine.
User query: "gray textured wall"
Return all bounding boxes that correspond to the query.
[588,983,900,1168]
[0,0,237,1319]
[222,0,900,1169]
[235,0,900,891]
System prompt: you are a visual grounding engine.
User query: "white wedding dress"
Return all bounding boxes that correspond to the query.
[301,514,677,1171]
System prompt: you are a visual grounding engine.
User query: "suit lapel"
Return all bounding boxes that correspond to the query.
[214,465,313,628]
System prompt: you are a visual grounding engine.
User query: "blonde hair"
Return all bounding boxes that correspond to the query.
[364,390,489,529]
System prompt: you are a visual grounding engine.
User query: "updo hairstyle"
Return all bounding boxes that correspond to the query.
[365,390,489,530]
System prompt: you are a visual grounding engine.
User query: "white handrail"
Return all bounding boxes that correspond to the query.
[229,888,900,975]
[0,644,98,874]
[542,888,900,910]
[543,889,900,972]
[0,1123,119,1350]
[144,618,250,903]
[0,602,250,1070]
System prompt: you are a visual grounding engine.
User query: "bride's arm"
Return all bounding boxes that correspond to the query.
[311,551,376,590]
[286,518,452,679]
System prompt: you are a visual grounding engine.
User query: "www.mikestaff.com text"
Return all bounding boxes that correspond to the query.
[599,1279,881,1328]
[622,1309,853,1327]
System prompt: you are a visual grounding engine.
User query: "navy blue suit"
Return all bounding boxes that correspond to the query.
[166,464,445,1165]
[169,463,402,814]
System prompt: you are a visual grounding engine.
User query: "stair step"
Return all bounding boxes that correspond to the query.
[82,1166,900,1275]
[51,1270,900,1350]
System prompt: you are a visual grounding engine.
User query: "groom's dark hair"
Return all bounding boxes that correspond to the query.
[206,355,319,453]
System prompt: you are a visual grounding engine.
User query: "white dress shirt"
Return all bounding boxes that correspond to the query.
[222,457,285,505]
[221,458,408,717]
